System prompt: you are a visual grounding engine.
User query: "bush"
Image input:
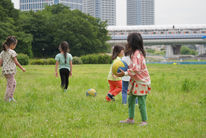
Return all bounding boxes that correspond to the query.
[81,54,112,64]
[17,53,29,65]
[30,58,56,65]
[72,57,83,64]
[181,46,197,55]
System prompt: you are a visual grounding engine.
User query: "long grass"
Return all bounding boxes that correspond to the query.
[0,64,205,137]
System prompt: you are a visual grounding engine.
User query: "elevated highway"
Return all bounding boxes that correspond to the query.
[107,25,206,45]
[107,25,206,57]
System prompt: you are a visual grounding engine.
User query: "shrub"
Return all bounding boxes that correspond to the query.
[81,54,112,64]
[46,58,56,65]
[30,58,56,65]
[17,53,29,65]
[72,57,83,64]
[181,46,197,55]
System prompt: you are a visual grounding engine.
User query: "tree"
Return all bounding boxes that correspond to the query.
[0,0,33,57]
[18,4,110,57]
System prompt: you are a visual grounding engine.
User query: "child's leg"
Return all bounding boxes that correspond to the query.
[128,95,137,119]
[10,76,16,98]
[122,81,128,104]
[137,95,147,121]
[136,97,138,104]
[109,80,122,96]
[59,69,66,89]
[106,80,116,101]
[65,69,70,89]
[108,80,116,93]
[4,74,16,101]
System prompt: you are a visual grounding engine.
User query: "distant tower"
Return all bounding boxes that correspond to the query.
[20,0,82,12]
[127,0,154,25]
[83,0,116,25]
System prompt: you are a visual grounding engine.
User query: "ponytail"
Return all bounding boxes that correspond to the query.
[2,42,7,51]
[64,51,67,64]
[2,36,17,51]
[59,41,69,64]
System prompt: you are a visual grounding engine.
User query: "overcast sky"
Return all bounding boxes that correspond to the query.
[12,0,206,25]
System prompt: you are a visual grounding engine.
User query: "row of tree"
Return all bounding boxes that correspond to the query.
[0,0,110,57]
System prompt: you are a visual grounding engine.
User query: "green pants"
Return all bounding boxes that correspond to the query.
[128,95,147,121]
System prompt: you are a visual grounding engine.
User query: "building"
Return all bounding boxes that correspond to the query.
[82,0,116,25]
[20,0,82,12]
[127,0,154,25]
[20,0,116,25]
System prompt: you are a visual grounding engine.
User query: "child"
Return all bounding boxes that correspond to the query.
[121,48,138,105]
[55,41,72,92]
[117,33,151,126]
[0,36,26,102]
[105,45,124,101]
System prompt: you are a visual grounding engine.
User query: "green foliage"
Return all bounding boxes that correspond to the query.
[15,32,33,57]
[72,57,83,64]
[0,0,19,22]
[0,1,33,56]
[146,49,155,53]
[0,21,16,49]
[146,48,165,56]
[30,58,56,65]
[180,46,197,55]
[17,4,109,57]
[81,54,112,64]
[17,53,29,65]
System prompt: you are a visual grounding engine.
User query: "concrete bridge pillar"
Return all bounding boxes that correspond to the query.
[166,45,182,58]
[196,45,205,55]
[166,45,173,58]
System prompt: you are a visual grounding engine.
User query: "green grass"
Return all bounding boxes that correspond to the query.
[0,64,205,137]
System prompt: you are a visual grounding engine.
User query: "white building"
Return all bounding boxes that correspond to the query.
[82,0,116,25]
[127,0,154,25]
[20,0,82,12]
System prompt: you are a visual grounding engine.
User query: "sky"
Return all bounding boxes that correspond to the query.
[12,0,206,26]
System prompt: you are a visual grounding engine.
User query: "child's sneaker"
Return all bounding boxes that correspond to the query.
[9,97,16,103]
[9,98,12,102]
[138,121,147,126]
[64,89,67,92]
[107,93,115,101]
[12,98,16,102]
[120,119,134,124]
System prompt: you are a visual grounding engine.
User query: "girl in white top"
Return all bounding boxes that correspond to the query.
[121,49,138,104]
[0,36,26,102]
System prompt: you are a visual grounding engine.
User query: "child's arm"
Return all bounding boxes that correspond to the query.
[69,61,72,77]
[127,52,142,76]
[13,57,26,72]
[116,52,142,77]
[55,61,59,77]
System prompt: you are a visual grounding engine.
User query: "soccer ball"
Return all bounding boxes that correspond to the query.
[86,88,97,96]
[112,59,128,75]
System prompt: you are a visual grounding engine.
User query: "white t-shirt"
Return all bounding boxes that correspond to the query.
[0,49,17,75]
[121,56,131,81]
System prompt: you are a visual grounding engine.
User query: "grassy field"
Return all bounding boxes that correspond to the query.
[0,64,205,137]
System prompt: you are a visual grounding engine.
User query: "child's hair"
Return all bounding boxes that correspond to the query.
[2,36,17,51]
[126,33,146,57]
[112,45,124,60]
[59,41,69,64]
